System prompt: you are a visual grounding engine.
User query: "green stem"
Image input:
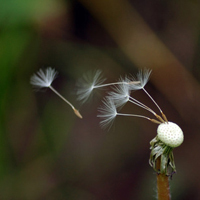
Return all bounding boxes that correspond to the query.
[156,156,171,200]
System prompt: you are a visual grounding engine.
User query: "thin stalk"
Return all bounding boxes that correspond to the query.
[117,112,151,120]
[129,97,156,115]
[142,88,163,114]
[49,86,82,118]
[117,113,161,124]
[142,88,167,122]
[94,81,140,88]
[128,97,164,123]
[49,86,74,109]
[156,157,171,200]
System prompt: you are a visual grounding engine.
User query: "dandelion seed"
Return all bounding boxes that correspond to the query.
[76,70,106,103]
[98,97,161,130]
[77,71,140,104]
[30,68,82,119]
[97,98,118,129]
[108,80,130,108]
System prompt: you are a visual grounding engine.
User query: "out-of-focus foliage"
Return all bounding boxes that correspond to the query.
[1,0,200,199]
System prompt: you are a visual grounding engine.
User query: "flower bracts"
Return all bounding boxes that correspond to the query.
[149,136,176,176]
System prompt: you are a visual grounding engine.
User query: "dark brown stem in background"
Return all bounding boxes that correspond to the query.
[156,157,171,200]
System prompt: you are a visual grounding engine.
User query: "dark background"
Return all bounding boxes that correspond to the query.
[1,0,200,199]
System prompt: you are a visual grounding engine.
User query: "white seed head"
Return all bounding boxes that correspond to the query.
[157,122,184,148]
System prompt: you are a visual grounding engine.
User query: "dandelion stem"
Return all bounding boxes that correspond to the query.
[156,157,171,200]
[49,86,82,118]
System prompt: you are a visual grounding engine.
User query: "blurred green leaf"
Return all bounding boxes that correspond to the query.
[0,0,65,27]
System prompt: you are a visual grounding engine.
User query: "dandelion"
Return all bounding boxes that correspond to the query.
[78,68,183,175]
[30,67,82,118]
[77,68,184,199]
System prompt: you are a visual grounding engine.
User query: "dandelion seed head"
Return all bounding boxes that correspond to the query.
[30,67,57,88]
[76,70,106,103]
[157,122,184,148]
[97,98,118,129]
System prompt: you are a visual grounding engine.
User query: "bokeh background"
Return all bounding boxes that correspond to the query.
[1,0,200,199]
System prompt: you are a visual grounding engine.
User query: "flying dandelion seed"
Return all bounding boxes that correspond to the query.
[76,70,140,104]
[76,70,106,103]
[30,68,82,119]
[98,96,155,130]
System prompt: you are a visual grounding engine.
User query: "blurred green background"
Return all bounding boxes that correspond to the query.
[1,0,200,199]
